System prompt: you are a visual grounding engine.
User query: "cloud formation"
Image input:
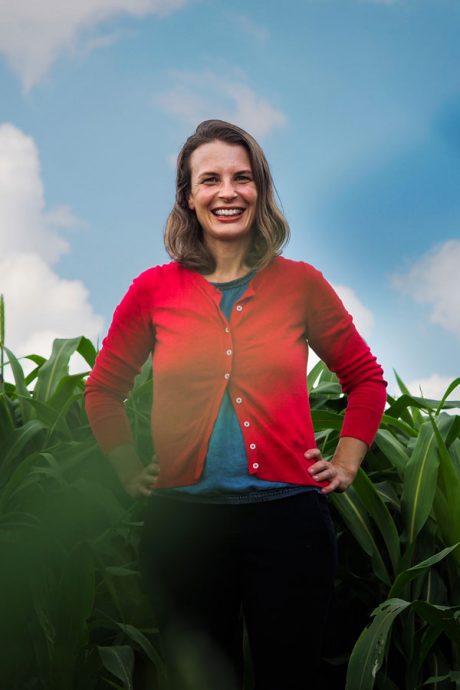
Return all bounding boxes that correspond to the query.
[333,284,375,338]
[406,374,458,402]
[0,123,103,361]
[157,70,286,139]
[0,0,187,90]
[391,239,460,340]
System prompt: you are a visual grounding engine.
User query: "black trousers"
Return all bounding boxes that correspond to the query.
[139,490,338,690]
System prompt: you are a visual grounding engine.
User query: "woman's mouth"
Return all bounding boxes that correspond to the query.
[212,207,245,218]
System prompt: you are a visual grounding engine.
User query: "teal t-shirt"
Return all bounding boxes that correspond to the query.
[156,271,317,503]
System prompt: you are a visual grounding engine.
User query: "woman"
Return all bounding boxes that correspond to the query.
[85,119,387,690]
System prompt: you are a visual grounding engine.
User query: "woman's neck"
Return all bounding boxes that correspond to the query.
[203,239,251,283]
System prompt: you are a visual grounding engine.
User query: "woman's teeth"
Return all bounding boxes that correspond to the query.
[213,208,243,216]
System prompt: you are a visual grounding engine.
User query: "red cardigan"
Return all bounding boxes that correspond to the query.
[85,256,387,488]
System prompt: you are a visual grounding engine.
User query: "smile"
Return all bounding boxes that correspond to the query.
[212,208,244,217]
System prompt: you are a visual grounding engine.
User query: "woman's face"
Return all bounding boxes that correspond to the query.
[187,140,258,248]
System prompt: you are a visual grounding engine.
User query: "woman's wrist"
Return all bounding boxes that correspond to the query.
[107,443,144,486]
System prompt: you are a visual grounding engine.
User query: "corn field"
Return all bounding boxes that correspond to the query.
[0,306,459,688]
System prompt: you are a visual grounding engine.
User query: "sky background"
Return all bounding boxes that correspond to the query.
[0,0,459,403]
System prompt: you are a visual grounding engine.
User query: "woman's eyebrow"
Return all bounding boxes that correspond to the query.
[197,169,253,179]
[197,170,218,178]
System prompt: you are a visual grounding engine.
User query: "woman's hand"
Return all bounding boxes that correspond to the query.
[107,444,160,498]
[305,437,368,495]
[124,460,160,498]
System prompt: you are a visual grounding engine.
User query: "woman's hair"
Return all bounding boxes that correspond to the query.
[164,119,290,273]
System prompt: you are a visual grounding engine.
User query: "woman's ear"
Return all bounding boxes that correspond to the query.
[187,194,195,210]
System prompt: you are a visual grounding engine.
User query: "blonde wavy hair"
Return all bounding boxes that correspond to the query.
[164,120,290,273]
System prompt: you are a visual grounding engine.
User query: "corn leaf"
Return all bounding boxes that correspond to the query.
[401,422,439,544]
[330,488,391,585]
[353,468,400,574]
[34,337,82,402]
[388,543,460,598]
[345,598,410,690]
[98,646,134,690]
[374,429,409,473]
[116,622,166,677]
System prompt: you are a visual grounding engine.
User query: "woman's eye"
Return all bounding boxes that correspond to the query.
[202,176,217,184]
[236,175,251,182]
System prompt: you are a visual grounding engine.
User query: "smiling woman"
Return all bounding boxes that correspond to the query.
[85,119,387,690]
[164,119,290,278]
[186,141,258,263]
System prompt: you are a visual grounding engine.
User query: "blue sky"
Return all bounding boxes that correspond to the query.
[0,0,459,401]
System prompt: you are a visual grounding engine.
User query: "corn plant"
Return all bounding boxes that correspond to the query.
[0,336,162,690]
[309,361,460,690]
[0,338,459,689]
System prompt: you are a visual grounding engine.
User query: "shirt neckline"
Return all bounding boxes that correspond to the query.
[210,270,256,290]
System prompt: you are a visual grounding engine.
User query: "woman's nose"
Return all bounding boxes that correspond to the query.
[218,179,237,198]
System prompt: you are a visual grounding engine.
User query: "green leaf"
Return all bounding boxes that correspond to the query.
[0,451,53,509]
[310,409,344,431]
[0,419,46,484]
[307,360,327,389]
[47,374,85,411]
[429,417,460,563]
[98,646,134,690]
[413,601,460,647]
[379,414,417,438]
[330,488,391,585]
[401,422,439,544]
[116,622,166,677]
[435,377,460,416]
[388,543,460,599]
[77,337,97,368]
[34,337,83,402]
[424,671,460,685]
[4,346,32,422]
[374,429,409,473]
[353,469,400,574]
[0,393,16,436]
[345,598,410,690]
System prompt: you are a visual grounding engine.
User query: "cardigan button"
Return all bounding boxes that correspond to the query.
[226,349,233,356]
[225,327,230,333]
[235,397,243,404]
[224,373,230,380]
[236,305,243,312]
[243,420,250,427]
[252,462,259,469]
[249,443,256,450]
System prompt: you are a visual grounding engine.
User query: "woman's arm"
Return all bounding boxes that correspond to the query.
[85,272,156,496]
[305,437,368,495]
[303,266,387,492]
[107,443,159,498]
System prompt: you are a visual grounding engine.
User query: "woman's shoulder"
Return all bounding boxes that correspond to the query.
[268,255,325,282]
[131,260,186,288]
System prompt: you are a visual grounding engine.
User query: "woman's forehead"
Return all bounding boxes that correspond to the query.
[189,141,251,174]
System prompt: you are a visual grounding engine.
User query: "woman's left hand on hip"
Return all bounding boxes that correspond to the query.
[304,448,356,495]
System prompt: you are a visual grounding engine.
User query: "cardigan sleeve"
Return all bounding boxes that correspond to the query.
[304,266,387,447]
[85,273,155,453]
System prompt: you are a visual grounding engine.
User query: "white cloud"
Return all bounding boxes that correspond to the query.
[156,70,287,139]
[0,123,70,263]
[0,123,103,363]
[405,374,459,403]
[332,283,374,338]
[391,239,460,340]
[0,0,188,90]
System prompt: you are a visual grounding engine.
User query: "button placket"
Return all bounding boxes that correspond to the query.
[223,320,233,382]
[235,398,257,471]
